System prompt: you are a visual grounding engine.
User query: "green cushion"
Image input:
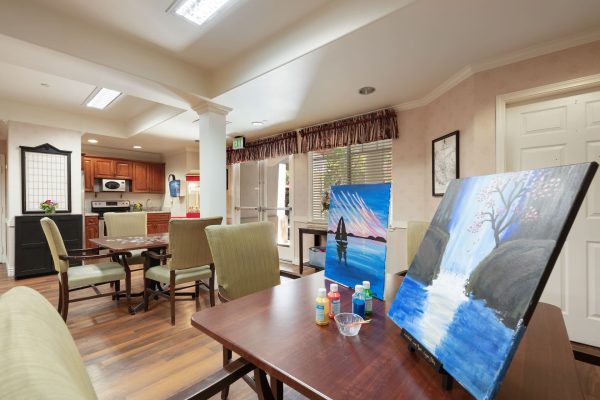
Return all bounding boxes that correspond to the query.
[125,249,146,266]
[64,262,125,289]
[145,265,212,285]
[0,286,97,399]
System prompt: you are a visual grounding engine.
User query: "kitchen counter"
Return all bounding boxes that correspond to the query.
[84,212,99,216]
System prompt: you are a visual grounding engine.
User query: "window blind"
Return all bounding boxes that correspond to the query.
[310,139,392,220]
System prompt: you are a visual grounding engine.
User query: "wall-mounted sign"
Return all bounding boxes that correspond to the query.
[232,136,245,150]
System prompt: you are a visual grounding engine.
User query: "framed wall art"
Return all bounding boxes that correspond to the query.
[432,130,459,196]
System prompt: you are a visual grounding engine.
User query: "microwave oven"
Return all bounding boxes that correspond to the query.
[101,179,126,192]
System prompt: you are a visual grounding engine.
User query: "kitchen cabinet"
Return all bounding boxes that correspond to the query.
[147,212,170,234]
[85,216,99,248]
[148,163,165,193]
[114,160,132,179]
[83,157,94,192]
[132,162,149,192]
[94,158,115,178]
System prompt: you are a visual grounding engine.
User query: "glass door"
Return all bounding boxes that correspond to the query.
[237,161,261,223]
[263,156,292,261]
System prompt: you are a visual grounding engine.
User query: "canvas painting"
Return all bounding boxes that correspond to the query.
[388,163,597,400]
[325,183,391,299]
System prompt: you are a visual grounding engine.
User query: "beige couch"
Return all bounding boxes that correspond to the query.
[0,286,97,399]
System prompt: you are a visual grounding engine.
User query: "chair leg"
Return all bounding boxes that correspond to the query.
[209,271,215,307]
[170,272,176,325]
[221,347,233,400]
[61,279,69,322]
[195,281,200,309]
[114,280,121,300]
[143,276,150,312]
[57,281,63,313]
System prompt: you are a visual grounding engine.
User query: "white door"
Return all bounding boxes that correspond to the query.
[0,154,5,263]
[506,89,600,346]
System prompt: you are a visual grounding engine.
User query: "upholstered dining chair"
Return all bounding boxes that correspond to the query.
[402,220,430,275]
[40,217,131,321]
[143,217,222,325]
[104,211,147,268]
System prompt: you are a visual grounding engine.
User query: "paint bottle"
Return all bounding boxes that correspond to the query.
[315,288,329,326]
[363,281,373,319]
[352,284,365,319]
[327,284,341,319]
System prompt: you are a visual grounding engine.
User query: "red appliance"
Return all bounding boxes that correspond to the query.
[185,173,200,218]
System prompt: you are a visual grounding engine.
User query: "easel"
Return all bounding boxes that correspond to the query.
[401,329,454,391]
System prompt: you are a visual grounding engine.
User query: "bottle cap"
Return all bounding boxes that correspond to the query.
[362,281,370,289]
[354,284,363,293]
[318,288,327,297]
[330,284,338,292]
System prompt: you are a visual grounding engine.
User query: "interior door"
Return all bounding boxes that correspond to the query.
[263,156,293,261]
[506,88,600,346]
[238,161,260,223]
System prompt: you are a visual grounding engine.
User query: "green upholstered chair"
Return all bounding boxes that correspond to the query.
[40,217,131,321]
[402,220,430,276]
[143,217,222,325]
[0,286,98,399]
[104,211,147,267]
[205,221,282,303]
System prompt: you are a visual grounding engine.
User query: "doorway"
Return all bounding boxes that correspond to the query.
[0,154,5,263]
[235,156,293,261]
[503,86,600,346]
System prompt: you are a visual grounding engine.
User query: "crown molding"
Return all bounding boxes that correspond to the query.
[394,28,600,112]
[192,100,232,116]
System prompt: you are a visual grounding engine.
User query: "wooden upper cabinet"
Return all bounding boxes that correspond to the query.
[93,158,115,178]
[82,157,94,192]
[148,163,165,193]
[114,160,132,179]
[132,162,149,192]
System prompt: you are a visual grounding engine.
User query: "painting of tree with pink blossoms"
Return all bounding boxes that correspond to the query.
[388,163,597,400]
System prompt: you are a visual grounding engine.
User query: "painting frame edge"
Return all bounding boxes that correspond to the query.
[432,130,460,197]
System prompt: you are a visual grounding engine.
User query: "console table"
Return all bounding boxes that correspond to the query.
[298,226,327,274]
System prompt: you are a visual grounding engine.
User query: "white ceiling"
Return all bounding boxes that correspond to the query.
[82,132,195,155]
[0,0,599,152]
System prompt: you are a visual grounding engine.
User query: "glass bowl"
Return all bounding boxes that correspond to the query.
[334,313,364,336]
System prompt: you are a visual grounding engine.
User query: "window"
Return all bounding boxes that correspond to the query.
[310,139,392,220]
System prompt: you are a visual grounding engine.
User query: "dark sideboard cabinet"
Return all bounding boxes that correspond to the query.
[15,214,82,279]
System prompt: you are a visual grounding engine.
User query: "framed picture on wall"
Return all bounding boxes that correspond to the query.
[432,130,459,196]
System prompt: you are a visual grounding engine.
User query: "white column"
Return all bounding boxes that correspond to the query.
[193,101,231,220]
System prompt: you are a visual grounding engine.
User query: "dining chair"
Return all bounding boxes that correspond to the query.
[40,217,132,321]
[205,221,292,399]
[143,217,222,325]
[104,211,147,268]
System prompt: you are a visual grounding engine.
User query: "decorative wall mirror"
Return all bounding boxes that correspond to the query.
[21,143,72,214]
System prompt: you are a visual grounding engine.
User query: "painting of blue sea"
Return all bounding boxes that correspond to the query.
[388,163,597,400]
[325,183,391,300]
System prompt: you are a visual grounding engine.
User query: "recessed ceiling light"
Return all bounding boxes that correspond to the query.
[40,83,50,87]
[358,86,376,95]
[252,121,264,126]
[169,0,232,26]
[87,139,99,144]
[133,145,142,149]
[84,87,122,109]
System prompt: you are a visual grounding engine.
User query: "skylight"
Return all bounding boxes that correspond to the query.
[85,88,121,109]
[170,0,232,26]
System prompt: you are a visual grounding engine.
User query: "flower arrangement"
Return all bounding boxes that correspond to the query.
[40,199,58,213]
[321,190,330,213]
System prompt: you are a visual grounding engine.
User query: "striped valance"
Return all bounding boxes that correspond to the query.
[227,130,298,165]
[299,108,399,153]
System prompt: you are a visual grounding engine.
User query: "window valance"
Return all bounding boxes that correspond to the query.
[227,130,298,165]
[299,108,398,153]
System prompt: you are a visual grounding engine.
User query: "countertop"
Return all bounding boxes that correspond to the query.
[84,211,171,216]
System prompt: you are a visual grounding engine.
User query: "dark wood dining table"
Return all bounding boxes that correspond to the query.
[90,233,169,314]
[190,271,583,400]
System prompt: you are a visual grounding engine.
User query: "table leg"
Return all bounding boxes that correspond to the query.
[299,231,304,275]
[270,375,283,400]
[254,369,276,400]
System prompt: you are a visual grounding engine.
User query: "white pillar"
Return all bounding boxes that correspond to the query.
[193,101,231,220]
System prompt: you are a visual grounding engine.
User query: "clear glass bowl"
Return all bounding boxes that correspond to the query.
[334,313,364,336]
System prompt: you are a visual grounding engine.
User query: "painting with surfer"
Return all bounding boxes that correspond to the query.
[324,183,391,299]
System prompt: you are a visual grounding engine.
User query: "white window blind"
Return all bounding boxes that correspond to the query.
[310,139,392,220]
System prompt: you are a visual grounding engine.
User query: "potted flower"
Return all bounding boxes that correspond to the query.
[321,190,330,214]
[40,199,58,214]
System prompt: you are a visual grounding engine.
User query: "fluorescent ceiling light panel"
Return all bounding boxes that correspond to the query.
[171,0,231,26]
[85,88,122,109]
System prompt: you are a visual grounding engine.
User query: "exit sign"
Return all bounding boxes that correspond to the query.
[232,136,245,150]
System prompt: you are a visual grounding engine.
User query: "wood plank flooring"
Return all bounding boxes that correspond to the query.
[1,263,599,400]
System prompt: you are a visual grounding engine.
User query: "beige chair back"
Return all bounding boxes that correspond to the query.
[104,212,147,237]
[168,217,223,270]
[407,220,430,266]
[40,217,69,273]
[206,222,280,300]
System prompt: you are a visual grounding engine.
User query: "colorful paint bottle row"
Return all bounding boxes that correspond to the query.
[316,280,373,325]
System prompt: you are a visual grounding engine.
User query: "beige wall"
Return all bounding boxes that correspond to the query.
[291,40,600,270]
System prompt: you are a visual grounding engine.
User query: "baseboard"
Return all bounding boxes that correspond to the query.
[572,341,600,366]
[5,262,14,277]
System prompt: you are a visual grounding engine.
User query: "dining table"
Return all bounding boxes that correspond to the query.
[189,271,583,400]
[90,233,169,314]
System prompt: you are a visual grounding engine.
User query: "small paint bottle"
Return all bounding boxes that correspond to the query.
[363,281,373,319]
[352,284,365,319]
[327,284,341,319]
[315,288,329,326]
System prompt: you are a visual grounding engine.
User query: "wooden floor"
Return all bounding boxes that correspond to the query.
[2,263,600,400]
